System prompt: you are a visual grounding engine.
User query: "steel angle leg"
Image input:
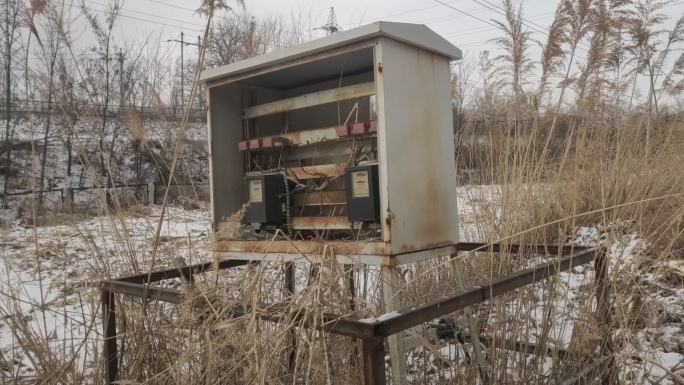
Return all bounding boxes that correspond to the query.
[450,254,489,385]
[381,265,407,385]
[284,262,297,373]
[101,289,118,385]
[362,337,387,385]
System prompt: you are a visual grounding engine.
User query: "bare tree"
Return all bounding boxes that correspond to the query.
[80,0,121,183]
[55,56,79,186]
[451,57,476,134]
[1,0,22,207]
[206,13,302,67]
[32,0,67,206]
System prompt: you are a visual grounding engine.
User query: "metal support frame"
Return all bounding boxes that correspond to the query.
[381,266,408,385]
[100,243,611,385]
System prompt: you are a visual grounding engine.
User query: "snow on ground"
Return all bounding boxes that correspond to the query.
[0,185,682,383]
[569,222,684,385]
[0,204,210,376]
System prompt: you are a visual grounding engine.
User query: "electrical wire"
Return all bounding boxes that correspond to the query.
[468,0,592,54]
[75,2,205,33]
[432,0,589,61]
[144,0,198,13]
[83,0,205,28]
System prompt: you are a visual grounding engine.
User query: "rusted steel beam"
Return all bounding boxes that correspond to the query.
[373,248,597,337]
[292,216,352,230]
[454,242,591,256]
[253,302,376,339]
[362,337,387,385]
[593,250,616,385]
[204,40,376,88]
[100,279,375,339]
[101,280,183,303]
[101,289,118,385]
[213,239,390,256]
[116,259,249,284]
[292,191,347,206]
[242,81,375,119]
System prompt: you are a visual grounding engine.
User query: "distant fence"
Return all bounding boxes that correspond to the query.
[1,181,209,214]
[0,99,206,121]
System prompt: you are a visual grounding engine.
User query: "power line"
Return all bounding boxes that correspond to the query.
[75,3,205,33]
[470,0,592,54]
[84,0,205,29]
[422,3,524,25]
[144,0,198,13]
[439,11,555,39]
[367,4,441,22]
[478,0,553,35]
[431,0,501,30]
[432,0,588,61]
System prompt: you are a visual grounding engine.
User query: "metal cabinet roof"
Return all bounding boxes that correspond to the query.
[199,21,462,84]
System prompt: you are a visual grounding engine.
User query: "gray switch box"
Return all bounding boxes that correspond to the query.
[243,174,286,225]
[346,164,380,222]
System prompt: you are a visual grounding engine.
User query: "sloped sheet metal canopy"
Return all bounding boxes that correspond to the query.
[199,21,462,84]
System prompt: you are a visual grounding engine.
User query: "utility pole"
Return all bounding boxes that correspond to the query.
[167,32,201,111]
[117,49,124,112]
[180,31,184,107]
[197,35,202,109]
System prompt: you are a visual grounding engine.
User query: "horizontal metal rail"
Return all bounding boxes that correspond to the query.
[104,244,598,339]
[242,82,375,119]
[454,242,591,256]
[372,248,597,337]
[100,243,606,385]
[0,98,206,120]
[116,259,249,284]
[1,182,209,198]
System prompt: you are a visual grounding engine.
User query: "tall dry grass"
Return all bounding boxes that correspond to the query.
[1,0,683,384]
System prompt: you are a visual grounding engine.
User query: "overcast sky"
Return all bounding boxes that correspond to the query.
[82,0,684,59]
[34,0,684,102]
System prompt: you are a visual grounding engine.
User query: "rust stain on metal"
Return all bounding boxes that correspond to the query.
[292,191,346,206]
[292,216,351,230]
[397,241,454,254]
[213,240,391,256]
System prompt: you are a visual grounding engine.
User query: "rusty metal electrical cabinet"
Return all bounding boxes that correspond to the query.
[200,21,462,266]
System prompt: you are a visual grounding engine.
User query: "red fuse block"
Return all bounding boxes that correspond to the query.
[369,121,378,133]
[336,125,350,137]
[351,122,367,135]
[262,136,288,148]
[273,137,287,147]
[238,141,249,151]
[261,136,274,148]
[249,138,261,150]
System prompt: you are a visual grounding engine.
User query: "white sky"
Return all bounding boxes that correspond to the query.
[24,0,684,101]
[102,0,577,56]
[101,0,684,57]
